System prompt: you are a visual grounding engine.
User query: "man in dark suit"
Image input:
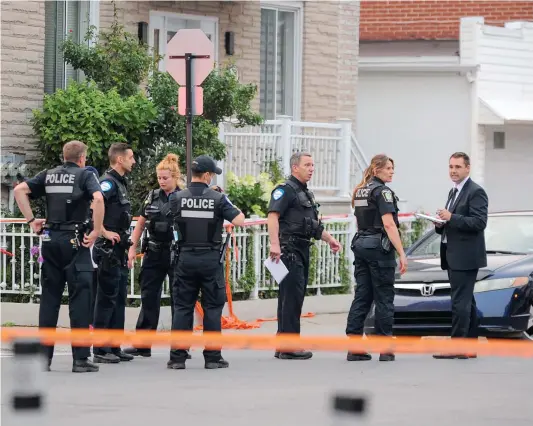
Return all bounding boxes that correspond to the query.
[434,152,488,359]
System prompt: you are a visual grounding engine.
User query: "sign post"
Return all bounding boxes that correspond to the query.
[166,29,215,184]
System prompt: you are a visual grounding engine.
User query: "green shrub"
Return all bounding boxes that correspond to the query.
[32,81,157,172]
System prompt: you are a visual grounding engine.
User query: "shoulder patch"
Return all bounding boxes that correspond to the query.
[382,189,393,203]
[100,180,113,192]
[272,188,285,201]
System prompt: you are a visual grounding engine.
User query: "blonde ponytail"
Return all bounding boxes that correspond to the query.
[351,154,394,208]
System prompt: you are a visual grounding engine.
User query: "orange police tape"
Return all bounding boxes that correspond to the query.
[1,327,533,358]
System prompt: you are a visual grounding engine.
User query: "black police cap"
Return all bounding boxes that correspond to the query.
[191,155,222,175]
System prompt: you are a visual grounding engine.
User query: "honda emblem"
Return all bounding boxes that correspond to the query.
[420,284,435,297]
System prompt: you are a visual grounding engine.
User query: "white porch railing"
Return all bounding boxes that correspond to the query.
[0,215,424,303]
[218,116,362,198]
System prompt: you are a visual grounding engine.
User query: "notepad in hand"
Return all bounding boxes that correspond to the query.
[415,213,446,224]
[264,257,289,284]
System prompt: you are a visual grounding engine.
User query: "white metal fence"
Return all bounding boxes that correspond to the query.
[0,215,425,303]
[218,116,367,198]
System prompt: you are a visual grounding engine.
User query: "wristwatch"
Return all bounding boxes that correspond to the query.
[27,217,35,224]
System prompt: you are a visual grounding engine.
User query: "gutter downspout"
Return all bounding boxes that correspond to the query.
[468,68,484,187]
[465,17,485,187]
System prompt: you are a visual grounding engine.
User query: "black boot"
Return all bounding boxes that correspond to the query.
[72,358,99,373]
[347,352,372,361]
[205,357,229,369]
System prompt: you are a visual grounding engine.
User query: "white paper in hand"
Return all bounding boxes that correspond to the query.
[264,257,289,284]
[415,213,446,224]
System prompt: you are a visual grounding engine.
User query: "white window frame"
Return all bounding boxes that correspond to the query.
[44,0,99,94]
[260,1,303,120]
[148,11,219,73]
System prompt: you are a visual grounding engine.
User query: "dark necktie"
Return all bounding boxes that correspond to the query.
[442,188,458,243]
[446,188,458,210]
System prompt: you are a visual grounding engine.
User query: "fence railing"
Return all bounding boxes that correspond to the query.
[0,214,427,304]
[218,116,357,198]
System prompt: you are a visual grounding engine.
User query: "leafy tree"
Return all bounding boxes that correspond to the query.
[61,6,158,98]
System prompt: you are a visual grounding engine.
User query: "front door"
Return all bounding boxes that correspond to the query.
[149,12,218,73]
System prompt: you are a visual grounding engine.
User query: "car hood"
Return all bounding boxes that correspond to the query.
[397,254,528,283]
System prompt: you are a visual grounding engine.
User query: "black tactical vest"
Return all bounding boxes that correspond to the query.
[278,179,322,241]
[353,178,399,233]
[170,187,224,248]
[44,165,90,224]
[101,170,132,233]
[144,189,174,242]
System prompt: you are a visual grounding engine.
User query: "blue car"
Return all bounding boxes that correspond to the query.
[364,211,533,340]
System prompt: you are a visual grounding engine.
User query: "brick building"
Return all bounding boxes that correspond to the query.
[360,0,533,41]
[0,0,360,210]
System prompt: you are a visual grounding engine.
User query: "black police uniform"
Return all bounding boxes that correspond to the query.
[25,162,101,372]
[92,168,133,363]
[345,176,400,361]
[167,182,240,369]
[268,175,324,360]
[124,187,180,357]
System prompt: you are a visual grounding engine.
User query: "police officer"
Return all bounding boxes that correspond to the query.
[123,153,185,358]
[167,155,244,370]
[267,152,341,360]
[13,140,104,373]
[345,154,407,362]
[92,143,136,363]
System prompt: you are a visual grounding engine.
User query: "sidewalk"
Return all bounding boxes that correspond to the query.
[0,293,355,329]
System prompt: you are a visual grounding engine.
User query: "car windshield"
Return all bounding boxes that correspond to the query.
[409,215,533,257]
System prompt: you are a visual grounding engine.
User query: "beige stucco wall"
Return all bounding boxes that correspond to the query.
[99,0,261,111]
[1,0,45,158]
[301,1,359,125]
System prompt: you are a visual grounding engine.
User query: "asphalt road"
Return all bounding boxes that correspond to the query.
[1,314,532,426]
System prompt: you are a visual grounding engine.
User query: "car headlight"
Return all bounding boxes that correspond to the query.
[474,276,529,293]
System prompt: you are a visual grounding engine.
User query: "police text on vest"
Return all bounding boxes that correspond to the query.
[181,198,215,209]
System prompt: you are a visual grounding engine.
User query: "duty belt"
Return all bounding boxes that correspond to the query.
[44,223,86,231]
[280,235,312,246]
[180,245,222,252]
[147,240,171,251]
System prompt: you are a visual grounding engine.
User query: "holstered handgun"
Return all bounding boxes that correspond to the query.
[118,232,133,251]
[380,232,392,254]
[170,241,180,267]
[140,229,148,253]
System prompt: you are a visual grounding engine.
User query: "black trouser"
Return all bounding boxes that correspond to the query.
[93,242,128,355]
[39,230,93,361]
[89,269,98,326]
[132,246,175,351]
[277,243,310,335]
[346,234,397,337]
[448,268,479,338]
[170,249,225,362]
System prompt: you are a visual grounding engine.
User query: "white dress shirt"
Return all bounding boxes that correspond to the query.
[446,176,470,210]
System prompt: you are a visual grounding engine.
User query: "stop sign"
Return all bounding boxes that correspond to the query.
[166,29,215,86]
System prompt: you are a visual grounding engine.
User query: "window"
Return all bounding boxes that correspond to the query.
[409,234,441,257]
[44,1,95,94]
[260,5,300,120]
[493,131,505,149]
[149,12,218,73]
[409,215,533,257]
